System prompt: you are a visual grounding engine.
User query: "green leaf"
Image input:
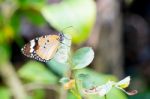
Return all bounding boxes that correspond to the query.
[75,68,127,99]
[72,47,94,69]
[106,87,127,99]
[78,74,94,89]
[76,68,117,89]
[0,31,5,44]
[19,0,46,9]
[0,87,11,99]
[47,59,69,76]
[41,0,96,44]
[78,74,89,79]
[25,11,46,26]
[10,11,24,47]
[18,61,58,84]
[31,89,45,99]
[59,77,70,84]
[0,44,10,64]
[67,92,77,99]
[86,88,127,99]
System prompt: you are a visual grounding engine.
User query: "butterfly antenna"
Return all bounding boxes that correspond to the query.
[60,26,79,40]
[61,26,80,35]
[61,26,73,32]
[59,26,73,40]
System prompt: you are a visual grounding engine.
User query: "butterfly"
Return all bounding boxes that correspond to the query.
[21,33,65,62]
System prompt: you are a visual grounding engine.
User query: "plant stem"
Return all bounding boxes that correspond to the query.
[67,53,82,99]
[74,74,82,99]
[0,62,28,99]
[104,95,107,99]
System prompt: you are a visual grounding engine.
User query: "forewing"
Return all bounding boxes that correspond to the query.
[21,35,60,62]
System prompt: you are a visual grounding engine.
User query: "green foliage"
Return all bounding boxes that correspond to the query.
[86,88,127,99]
[0,87,11,99]
[0,31,5,44]
[47,59,68,76]
[75,68,127,99]
[107,88,127,99]
[47,47,94,76]
[59,77,70,84]
[67,92,77,99]
[0,45,11,64]
[10,12,21,34]
[18,61,58,84]
[72,47,94,69]
[41,0,96,44]
[84,88,127,99]
[19,0,46,9]
[31,89,45,99]
[23,11,46,26]
[76,68,117,89]
[47,44,94,76]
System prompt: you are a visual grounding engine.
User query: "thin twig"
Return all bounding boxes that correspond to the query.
[0,62,28,99]
[24,83,60,92]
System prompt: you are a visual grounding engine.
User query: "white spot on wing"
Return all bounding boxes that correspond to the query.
[30,40,35,53]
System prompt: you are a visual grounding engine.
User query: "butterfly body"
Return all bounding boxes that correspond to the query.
[21,34,63,62]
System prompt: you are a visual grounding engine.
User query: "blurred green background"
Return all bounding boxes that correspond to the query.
[0,0,150,99]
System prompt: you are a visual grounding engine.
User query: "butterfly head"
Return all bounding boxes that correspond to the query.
[58,32,71,42]
[58,32,64,42]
